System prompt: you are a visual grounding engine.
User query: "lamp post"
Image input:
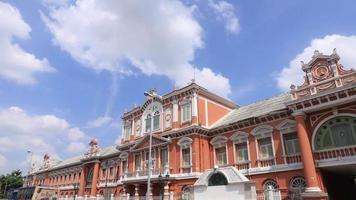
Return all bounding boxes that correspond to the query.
[25,150,33,187]
[144,90,159,200]
[73,183,79,200]
[158,172,170,200]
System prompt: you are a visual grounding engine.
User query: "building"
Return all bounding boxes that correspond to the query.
[25,49,356,200]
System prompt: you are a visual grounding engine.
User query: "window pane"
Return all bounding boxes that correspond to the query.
[135,155,141,170]
[182,148,191,166]
[284,133,300,155]
[182,103,191,122]
[236,143,248,161]
[215,147,227,165]
[330,123,355,147]
[145,116,151,132]
[258,138,273,159]
[153,114,160,130]
[161,149,168,167]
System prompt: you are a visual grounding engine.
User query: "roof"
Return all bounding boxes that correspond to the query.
[210,93,291,128]
[34,145,119,173]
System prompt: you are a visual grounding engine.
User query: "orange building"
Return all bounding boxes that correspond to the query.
[25,50,356,200]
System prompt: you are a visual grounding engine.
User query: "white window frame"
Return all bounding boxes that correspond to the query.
[177,137,193,173]
[252,125,276,161]
[210,136,228,167]
[277,119,300,163]
[142,101,163,135]
[230,131,250,164]
[160,147,169,168]
[180,99,192,124]
[134,153,142,171]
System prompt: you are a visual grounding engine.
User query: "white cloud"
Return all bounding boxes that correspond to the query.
[68,127,86,141]
[41,0,232,97]
[87,116,113,128]
[0,2,54,84]
[0,106,87,173]
[66,142,86,154]
[208,0,240,34]
[276,34,356,91]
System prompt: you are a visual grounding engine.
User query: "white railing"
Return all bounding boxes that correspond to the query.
[257,157,276,167]
[283,154,302,164]
[314,146,356,161]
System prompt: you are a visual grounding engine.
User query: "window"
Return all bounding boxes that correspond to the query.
[122,160,128,173]
[153,111,160,130]
[215,147,227,166]
[263,179,278,191]
[258,137,274,159]
[124,125,131,140]
[145,150,155,169]
[208,173,228,186]
[182,147,191,173]
[109,167,113,177]
[102,169,106,178]
[145,114,152,132]
[86,168,94,186]
[314,116,356,150]
[135,154,142,171]
[235,143,249,162]
[284,133,300,155]
[160,148,168,168]
[181,102,191,123]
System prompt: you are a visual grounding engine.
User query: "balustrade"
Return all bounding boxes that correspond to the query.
[314,146,356,161]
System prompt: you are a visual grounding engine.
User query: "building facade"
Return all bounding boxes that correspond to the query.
[25,50,356,200]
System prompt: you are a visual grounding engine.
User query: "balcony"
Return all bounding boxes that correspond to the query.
[234,160,251,170]
[97,179,119,187]
[283,154,302,164]
[123,167,171,181]
[314,146,356,167]
[256,157,276,167]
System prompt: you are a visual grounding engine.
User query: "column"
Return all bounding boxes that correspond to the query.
[79,165,85,196]
[172,100,179,129]
[191,91,198,125]
[164,182,170,200]
[294,112,324,196]
[90,162,100,197]
[134,184,139,200]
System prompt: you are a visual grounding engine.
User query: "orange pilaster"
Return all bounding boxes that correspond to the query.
[78,165,85,196]
[294,113,324,195]
[90,162,100,197]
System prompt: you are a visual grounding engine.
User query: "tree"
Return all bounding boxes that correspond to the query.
[0,170,24,198]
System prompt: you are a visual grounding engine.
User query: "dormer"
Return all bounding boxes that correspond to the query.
[290,49,356,100]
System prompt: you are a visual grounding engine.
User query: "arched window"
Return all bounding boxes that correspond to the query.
[263,179,278,191]
[86,167,94,186]
[181,186,193,200]
[208,173,228,186]
[153,110,160,130]
[145,114,152,132]
[289,177,307,191]
[314,116,356,150]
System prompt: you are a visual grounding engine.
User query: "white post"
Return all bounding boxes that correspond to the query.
[84,195,88,200]
[126,193,130,200]
[146,109,154,200]
[110,193,114,200]
[169,192,174,200]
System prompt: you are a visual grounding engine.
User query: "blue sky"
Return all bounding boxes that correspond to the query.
[0,0,356,173]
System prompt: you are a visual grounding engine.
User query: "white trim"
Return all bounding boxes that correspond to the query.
[180,144,192,173]
[311,113,356,150]
[173,100,178,123]
[230,131,249,143]
[210,135,228,147]
[277,119,297,163]
[213,144,229,167]
[252,125,274,139]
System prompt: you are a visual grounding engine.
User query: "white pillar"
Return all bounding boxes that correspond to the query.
[192,92,198,118]
[169,192,174,200]
[173,100,178,124]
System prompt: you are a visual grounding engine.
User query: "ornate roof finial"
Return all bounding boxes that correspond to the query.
[332,48,337,55]
[313,50,320,57]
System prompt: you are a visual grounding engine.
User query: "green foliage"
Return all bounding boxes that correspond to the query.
[0,169,24,198]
